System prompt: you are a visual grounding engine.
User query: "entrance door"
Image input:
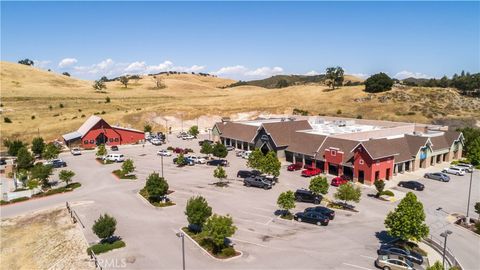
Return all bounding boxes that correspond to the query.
[386,168,391,180]
[375,171,380,180]
[328,164,339,176]
[95,133,108,146]
[358,170,364,184]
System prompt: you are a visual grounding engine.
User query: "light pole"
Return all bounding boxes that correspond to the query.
[466,168,474,224]
[176,232,185,270]
[440,230,452,268]
[161,155,164,178]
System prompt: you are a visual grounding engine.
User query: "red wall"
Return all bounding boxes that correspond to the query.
[115,128,145,144]
[324,148,345,175]
[80,120,143,148]
[353,146,394,184]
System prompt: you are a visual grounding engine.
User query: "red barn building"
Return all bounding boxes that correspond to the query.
[62,115,144,148]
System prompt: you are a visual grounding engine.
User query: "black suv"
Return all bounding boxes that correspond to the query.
[294,211,329,226]
[398,181,424,191]
[305,206,335,220]
[237,170,261,178]
[294,189,322,204]
[206,159,229,167]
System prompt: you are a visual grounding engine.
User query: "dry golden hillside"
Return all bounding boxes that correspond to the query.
[1,61,479,145]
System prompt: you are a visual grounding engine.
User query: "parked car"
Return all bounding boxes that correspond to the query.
[375,255,414,270]
[206,159,229,167]
[287,162,303,171]
[377,246,424,266]
[198,140,213,146]
[187,156,207,164]
[226,145,235,151]
[236,150,245,157]
[242,150,252,159]
[181,134,195,140]
[70,147,81,155]
[173,157,194,166]
[294,189,322,204]
[397,181,424,191]
[293,211,329,226]
[305,206,335,220]
[237,170,262,178]
[424,172,450,182]
[243,176,272,189]
[150,138,162,145]
[331,175,350,186]
[110,145,119,151]
[301,167,322,177]
[173,147,185,154]
[442,166,466,176]
[455,163,473,173]
[176,132,187,138]
[103,154,125,162]
[45,159,67,168]
[157,150,173,156]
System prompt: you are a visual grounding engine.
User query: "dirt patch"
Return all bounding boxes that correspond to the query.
[0,207,93,270]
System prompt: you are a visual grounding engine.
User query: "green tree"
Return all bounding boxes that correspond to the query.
[188,125,199,137]
[374,179,385,197]
[325,66,345,90]
[18,59,34,66]
[466,137,480,166]
[30,163,53,187]
[176,153,186,166]
[96,144,107,157]
[16,147,35,170]
[119,76,129,88]
[145,172,169,200]
[62,72,70,77]
[202,214,237,253]
[247,148,264,170]
[426,261,443,270]
[384,192,429,242]
[93,80,107,91]
[334,182,361,205]
[121,159,135,175]
[260,151,281,177]
[277,191,296,216]
[4,139,26,156]
[185,196,212,231]
[92,214,117,241]
[213,166,227,182]
[59,170,75,186]
[144,124,152,133]
[212,142,228,158]
[31,137,45,156]
[364,72,394,93]
[474,202,480,218]
[458,127,480,159]
[42,143,60,160]
[309,176,329,195]
[276,79,289,88]
[200,142,213,155]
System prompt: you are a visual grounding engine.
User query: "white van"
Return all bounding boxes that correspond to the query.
[103,153,125,162]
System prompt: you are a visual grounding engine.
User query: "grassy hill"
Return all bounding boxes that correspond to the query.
[1,61,479,145]
[225,74,364,89]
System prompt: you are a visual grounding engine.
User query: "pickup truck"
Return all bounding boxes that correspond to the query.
[301,167,322,177]
[243,176,272,189]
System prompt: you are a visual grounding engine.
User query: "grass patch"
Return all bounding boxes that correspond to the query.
[96,158,114,165]
[139,188,175,207]
[279,212,293,220]
[86,240,126,255]
[327,202,359,212]
[112,170,137,180]
[181,227,240,259]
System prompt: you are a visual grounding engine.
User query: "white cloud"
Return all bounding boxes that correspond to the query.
[125,61,147,73]
[350,73,369,79]
[58,58,78,68]
[394,70,430,80]
[211,65,248,76]
[211,65,284,79]
[245,66,283,77]
[145,61,174,73]
[305,70,320,76]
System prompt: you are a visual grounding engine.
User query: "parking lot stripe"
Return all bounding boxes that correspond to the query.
[360,255,376,260]
[342,263,374,270]
[229,237,270,248]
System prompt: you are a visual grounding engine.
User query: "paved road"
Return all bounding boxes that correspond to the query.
[1,135,479,270]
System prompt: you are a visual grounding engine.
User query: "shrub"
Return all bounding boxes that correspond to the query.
[277,191,295,216]
[31,115,35,120]
[144,124,152,133]
[221,247,236,257]
[202,214,237,254]
[48,105,53,110]
[167,146,174,150]
[188,125,199,137]
[87,240,125,255]
[374,179,385,197]
[92,214,117,240]
[59,103,64,108]
[144,172,169,201]
[4,117,12,123]
[336,109,342,115]
[356,115,362,119]
[381,190,395,197]
[4,139,26,156]
[364,73,394,93]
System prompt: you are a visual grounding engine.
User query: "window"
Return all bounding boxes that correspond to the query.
[109,138,113,142]
[115,138,119,142]
[89,140,94,144]
[359,159,364,165]
[84,140,89,144]
[331,150,336,156]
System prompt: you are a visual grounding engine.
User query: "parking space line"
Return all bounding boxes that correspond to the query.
[342,263,374,270]
[360,255,376,260]
[229,237,270,248]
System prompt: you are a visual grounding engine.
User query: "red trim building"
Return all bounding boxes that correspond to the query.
[62,115,144,148]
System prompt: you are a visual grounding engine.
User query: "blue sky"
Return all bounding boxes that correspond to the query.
[1,1,479,80]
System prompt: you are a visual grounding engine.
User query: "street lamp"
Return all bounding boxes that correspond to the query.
[176,232,185,270]
[440,230,452,268]
[466,168,474,224]
[161,155,164,178]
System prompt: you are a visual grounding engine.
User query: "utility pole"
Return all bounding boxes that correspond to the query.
[161,155,164,178]
[440,230,452,268]
[466,168,474,223]
[176,232,186,270]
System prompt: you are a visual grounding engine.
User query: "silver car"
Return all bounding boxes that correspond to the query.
[375,255,414,270]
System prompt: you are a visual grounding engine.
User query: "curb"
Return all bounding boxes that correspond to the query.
[136,193,176,209]
[0,184,82,207]
[179,227,243,262]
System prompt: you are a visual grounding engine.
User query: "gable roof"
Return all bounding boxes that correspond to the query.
[214,122,259,142]
[354,139,400,160]
[261,120,312,147]
[62,131,82,141]
[77,115,104,137]
[286,132,327,156]
[319,137,359,164]
[404,134,430,156]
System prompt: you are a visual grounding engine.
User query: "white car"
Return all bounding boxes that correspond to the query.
[242,150,252,159]
[226,145,235,151]
[182,134,195,140]
[177,132,187,138]
[236,150,245,157]
[157,150,172,156]
[186,155,206,164]
[442,166,465,176]
[103,153,125,162]
[455,163,473,173]
[70,147,81,155]
[150,138,162,145]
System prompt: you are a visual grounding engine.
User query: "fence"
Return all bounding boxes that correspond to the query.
[423,234,463,270]
[66,202,102,269]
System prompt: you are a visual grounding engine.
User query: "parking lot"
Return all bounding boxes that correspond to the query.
[2,134,479,270]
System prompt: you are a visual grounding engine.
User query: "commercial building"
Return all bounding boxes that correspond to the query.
[212,116,463,184]
[62,115,144,148]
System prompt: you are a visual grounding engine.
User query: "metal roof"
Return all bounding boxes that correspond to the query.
[62,131,82,141]
[77,115,103,137]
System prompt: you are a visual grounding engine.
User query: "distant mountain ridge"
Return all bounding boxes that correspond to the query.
[225,74,364,89]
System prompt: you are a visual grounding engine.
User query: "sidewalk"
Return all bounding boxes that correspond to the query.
[418,241,444,267]
[384,162,451,190]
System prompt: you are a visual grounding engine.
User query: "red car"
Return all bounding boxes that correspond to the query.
[331,175,350,186]
[288,162,303,171]
[301,167,322,177]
